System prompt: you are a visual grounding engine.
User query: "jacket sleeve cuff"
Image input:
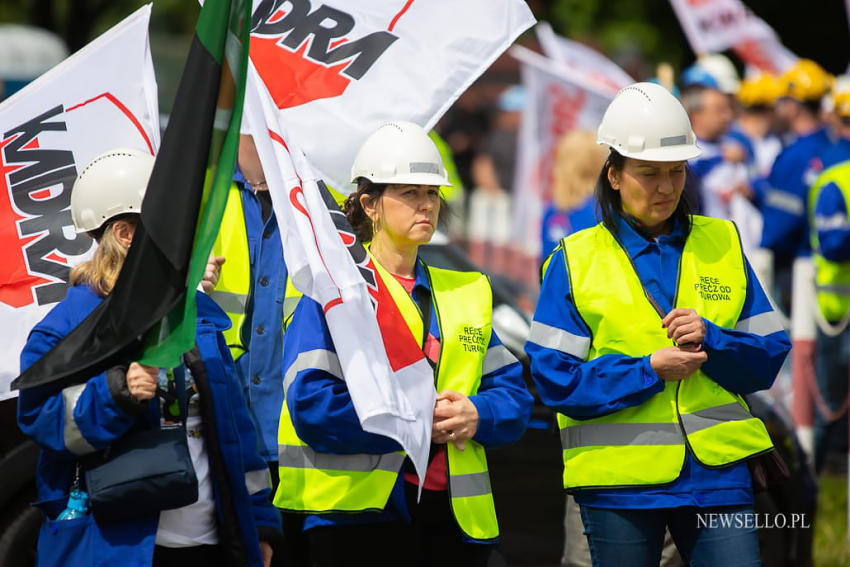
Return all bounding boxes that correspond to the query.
[257,525,286,556]
[470,395,495,445]
[640,355,664,390]
[106,364,149,416]
[702,318,722,351]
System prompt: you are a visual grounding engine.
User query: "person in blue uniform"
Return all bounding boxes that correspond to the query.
[277,121,533,567]
[526,83,791,567]
[18,148,281,567]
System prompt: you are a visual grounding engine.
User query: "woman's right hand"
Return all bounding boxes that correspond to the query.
[126,362,158,401]
[649,346,708,381]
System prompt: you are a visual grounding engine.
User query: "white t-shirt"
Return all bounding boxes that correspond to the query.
[155,366,218,548]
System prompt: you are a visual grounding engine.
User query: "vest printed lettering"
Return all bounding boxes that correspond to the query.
[557,216,773,490]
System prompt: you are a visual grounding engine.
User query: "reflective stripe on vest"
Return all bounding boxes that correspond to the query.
[557,216,773,490]
[274,399,404,513]
[211,185,251,360]
[809,162,850,322]
[275,261,499,541]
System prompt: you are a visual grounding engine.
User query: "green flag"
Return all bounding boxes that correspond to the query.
[13,0,250,390]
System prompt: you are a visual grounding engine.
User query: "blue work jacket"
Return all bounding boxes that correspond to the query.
[232,167,288,463]
[283,258,533,533]
[526,214,791,509]
[760,128,832,259]
[18,286,280,567]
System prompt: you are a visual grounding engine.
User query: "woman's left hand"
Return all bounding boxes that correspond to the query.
[662,308,706,348]
[201,255,226,294]
[260,541,273,567]
[432,390,479,451]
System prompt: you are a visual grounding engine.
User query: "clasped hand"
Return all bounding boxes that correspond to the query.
[650,309,708,382]
[431,390,479,451]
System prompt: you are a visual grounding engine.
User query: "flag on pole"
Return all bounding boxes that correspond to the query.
[248,0,535,191]
[0,5,159,398]
[244,74,436,478]
[668,0,797,73]
[13,0,250,391]
[510,45,612,264]
[244,0,535,478]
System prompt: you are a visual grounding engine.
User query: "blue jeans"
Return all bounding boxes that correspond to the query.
[579,504,761,567]
[813,324,850,473]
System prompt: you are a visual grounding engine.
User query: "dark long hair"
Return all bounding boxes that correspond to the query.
[594,149,693,237]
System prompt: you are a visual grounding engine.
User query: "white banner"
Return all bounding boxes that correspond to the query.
[535,22,633,97]
[248,0,535,191]
[510,45,612,258]
[668,0,797,73]
[0,5,159,399]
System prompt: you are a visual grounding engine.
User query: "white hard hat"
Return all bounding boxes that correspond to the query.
[696,54,740,95]
[597,82,702,162]
[71,148,155,233]
[350,121,451,186]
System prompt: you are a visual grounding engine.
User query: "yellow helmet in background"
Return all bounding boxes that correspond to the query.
[779,59,833,102]
[737,73,780,108]
[831,75,850,118]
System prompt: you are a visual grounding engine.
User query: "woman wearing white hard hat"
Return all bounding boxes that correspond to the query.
[275,121,533,566]
[526,83,791,566]
[18,148,281,567]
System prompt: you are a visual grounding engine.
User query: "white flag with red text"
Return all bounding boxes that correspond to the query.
[0,5,159,399]
[668,0,797,73]
[248,0,535,191]
[510,45,612,260]
[244,65,437,483]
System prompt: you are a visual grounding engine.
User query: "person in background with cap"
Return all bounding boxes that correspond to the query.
[275,121,533,567]
[805,81,850,474]
[759,60,833,462]
[732,73,783,183]
[526,83,790,566]
[679,61,751,224]
[17,148,281,567]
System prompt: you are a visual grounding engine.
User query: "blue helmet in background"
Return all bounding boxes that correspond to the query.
[680,64,720,90]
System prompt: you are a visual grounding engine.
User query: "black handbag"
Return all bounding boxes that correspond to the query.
[83,364,198,522]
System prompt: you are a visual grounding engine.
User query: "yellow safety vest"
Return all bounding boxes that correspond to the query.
[809,162,850,322]
[557,216,774,490]
[275,258,499,541]
[210,184,301,360]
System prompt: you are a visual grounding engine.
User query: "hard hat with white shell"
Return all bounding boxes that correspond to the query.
[597,82,702,162]
[71,147,154,233]
[350,121,451,187]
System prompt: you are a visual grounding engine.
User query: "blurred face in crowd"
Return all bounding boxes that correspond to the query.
[772,97,799,134]
[363,184,440,250]
[608,158,686,234]
[691,88,734,142]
